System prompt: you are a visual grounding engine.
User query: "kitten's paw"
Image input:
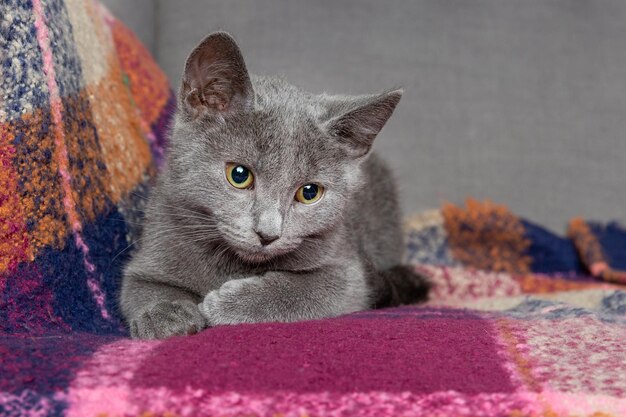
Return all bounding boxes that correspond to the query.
[199,277,260,326]
[130,300,207,339]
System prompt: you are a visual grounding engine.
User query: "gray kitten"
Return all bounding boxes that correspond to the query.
[120,32,429,339]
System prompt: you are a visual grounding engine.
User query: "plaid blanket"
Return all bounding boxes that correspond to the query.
[2,201,625,416]
[2,1,626,416]
[0,0,171,336]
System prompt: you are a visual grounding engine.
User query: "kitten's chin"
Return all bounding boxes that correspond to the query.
[232,247,288,263]
[217,228,303,263]
[227,240,302,264]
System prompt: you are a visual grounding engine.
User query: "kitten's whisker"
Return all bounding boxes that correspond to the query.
[144,230,222,247]
[164,233,220,253]
[156,201,214,219]
[129,191,151,201]
[213,242,232,261]
[142,225,221,241]
[111,240,141,264]
[147,224,220,233]
[125,208,194,223]
[133,234,214,257]
[130,191,216,221]
[175,223,220,229]
[154,211,217,224]
[125,203,218,225]
[111,226,222,264]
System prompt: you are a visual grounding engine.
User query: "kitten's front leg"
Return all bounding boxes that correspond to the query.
[121,276,207,339]
[199,265,369,325]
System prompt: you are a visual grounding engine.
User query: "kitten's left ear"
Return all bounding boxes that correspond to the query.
[180,32,254,120]
[324,89,402,158]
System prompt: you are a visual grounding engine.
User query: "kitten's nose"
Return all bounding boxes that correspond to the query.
[256,231,279,246]
[254,209,282,246]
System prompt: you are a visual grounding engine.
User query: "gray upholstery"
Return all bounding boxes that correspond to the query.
[103,0,626,231]
[101,0,155,52]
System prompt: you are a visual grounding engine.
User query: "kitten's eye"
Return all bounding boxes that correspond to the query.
[226,163,254,189]
[295,184,324,204]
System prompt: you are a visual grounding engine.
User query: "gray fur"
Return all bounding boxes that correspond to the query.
[120,32,428,339]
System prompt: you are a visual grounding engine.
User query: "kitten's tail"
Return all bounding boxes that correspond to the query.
[369,265,431,308]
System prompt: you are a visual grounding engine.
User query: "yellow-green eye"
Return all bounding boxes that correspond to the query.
[226,163,254,189]
[295,184,324,204]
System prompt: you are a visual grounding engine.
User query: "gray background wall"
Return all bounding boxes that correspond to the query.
[103,0,626,232]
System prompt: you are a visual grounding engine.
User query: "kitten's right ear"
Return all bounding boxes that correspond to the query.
[180,32,254,120]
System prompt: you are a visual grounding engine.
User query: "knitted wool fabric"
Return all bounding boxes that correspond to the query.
[0,0,173,335]
[4,4,626,416]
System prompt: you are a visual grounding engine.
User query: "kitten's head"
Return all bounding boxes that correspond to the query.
[167,32,401,262]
